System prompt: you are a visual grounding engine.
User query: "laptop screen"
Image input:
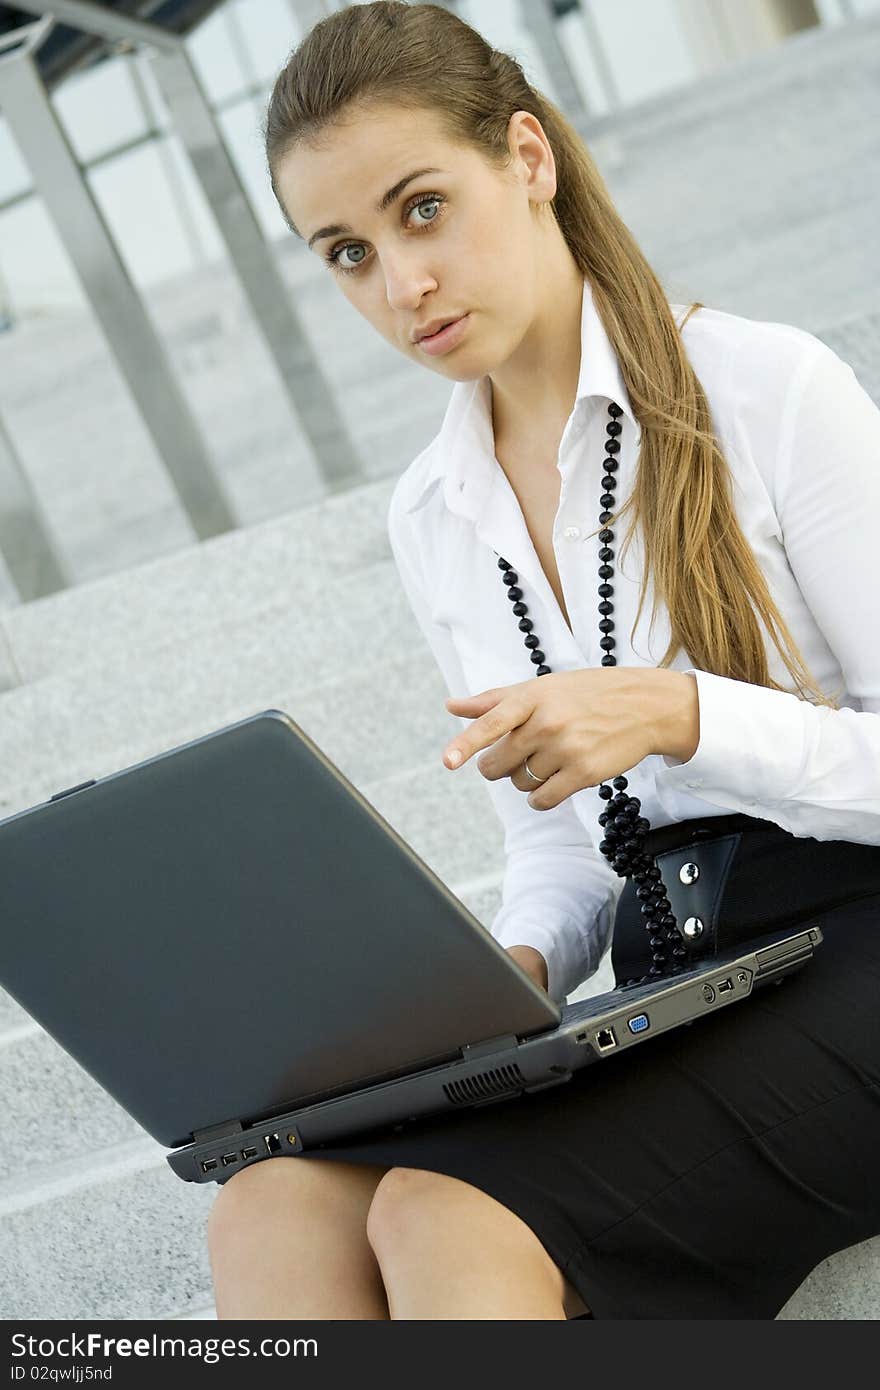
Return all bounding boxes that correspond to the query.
[0,711,559,1148]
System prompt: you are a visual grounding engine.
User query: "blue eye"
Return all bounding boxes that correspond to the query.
[325,194,446,275]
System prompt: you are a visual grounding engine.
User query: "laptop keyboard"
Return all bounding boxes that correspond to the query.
[562,965,708,1025]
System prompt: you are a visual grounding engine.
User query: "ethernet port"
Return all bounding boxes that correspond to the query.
[264,1133,282,1154]
[596,1027,618,1051]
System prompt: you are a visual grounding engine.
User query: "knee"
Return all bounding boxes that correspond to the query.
[365,1166,456,1253]
[206,1156,324,1250]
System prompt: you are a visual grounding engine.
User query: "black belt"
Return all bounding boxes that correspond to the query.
[611,812,880,981]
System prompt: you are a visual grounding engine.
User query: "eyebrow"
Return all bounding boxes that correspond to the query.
[304,168,445,250]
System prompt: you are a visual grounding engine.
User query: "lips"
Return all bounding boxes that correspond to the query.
[414,313,470,356]
[415,316,461,342]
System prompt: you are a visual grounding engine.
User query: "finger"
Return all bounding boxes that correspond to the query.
[443,690,505,767]
[445,681,532,713]
[525,766,582,812]
[508,755,553,792]
[443,693,532,768]
[442,686,503,717]
[445,688,505,710]
[481,738,540,783]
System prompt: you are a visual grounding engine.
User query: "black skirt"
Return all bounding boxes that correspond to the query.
[296,813,880,1319]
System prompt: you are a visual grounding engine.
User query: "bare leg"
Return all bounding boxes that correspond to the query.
[366,1167,591,1320]
[206,1156,391,1319]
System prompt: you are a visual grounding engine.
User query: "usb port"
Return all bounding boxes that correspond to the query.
[717,978,733,994]
[200,1158,218,1173]
[241,1146,258,1159]
[220,1152,238,1166]
[596,1027,617,1051]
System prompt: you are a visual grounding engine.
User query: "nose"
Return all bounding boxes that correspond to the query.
[382,245,437,313]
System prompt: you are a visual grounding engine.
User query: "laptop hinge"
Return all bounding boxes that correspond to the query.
[461,1034,519,1061]
[193,1119,243,1145]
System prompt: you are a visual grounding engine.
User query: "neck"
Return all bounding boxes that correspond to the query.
[488,245,585,454]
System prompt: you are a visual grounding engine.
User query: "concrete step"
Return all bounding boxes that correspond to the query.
[818,309,880,408]
[586,13,880,333]
[0,472,397,689]
[1,293,876,706]
[3,1118,868,1323]
[0,1048,876,1321]
[0,246,451,602]
[0,1141,217,1321]
[0,593,476,815]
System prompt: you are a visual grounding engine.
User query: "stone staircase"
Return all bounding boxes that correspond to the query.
[0,476,534,1321]
[1,12,879,1321]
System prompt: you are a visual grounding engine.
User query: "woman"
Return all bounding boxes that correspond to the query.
[206,2,880,1319]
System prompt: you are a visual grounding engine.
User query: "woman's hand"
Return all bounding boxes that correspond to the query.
[442,667,699,811]
[506,945,549,992]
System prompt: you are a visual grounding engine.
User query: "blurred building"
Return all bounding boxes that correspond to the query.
[1,0,878,317]
[0,0,877,605]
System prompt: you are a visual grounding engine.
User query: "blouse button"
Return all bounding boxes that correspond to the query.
[563,526,580,539]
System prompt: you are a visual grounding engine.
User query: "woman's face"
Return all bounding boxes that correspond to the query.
[274,102,556,381]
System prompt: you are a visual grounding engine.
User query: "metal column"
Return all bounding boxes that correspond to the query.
[149,43,361,491]
[0,18,69,600]
[576,0,622,114]
[0,408,69,601]
[0,38,237,540]
[12,0,365,493]
[518,0,591,127]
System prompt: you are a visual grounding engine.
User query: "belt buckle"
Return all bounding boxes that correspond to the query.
[656,831,742,958]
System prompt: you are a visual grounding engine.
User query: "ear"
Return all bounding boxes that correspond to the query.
[507,109,557,205]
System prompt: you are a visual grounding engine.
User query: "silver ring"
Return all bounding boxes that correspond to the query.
[523,757,547,785]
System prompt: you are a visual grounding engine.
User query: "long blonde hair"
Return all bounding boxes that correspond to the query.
[264,1,839,708]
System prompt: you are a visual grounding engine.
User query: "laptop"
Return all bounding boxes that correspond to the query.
[0,709,822,1186]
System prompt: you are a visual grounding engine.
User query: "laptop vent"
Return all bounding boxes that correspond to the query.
[443,1063,526,1106]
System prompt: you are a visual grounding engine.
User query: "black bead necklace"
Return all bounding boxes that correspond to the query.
[494,401,689,986]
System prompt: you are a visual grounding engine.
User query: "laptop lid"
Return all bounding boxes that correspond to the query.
[0,710,559,1149]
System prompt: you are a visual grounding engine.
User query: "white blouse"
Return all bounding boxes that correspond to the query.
[386,278,880,1002]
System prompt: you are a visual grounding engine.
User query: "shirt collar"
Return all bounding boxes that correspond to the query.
[404,277,637,515]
